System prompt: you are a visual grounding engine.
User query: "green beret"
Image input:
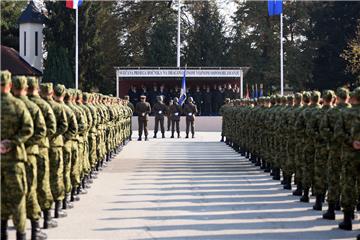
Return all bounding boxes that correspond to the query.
[322,90,335,102]
[350,87,360,101]
[27,77,39,88]
[54,84,66,97]
[40,83,53,95]
[336,87,349,100]
[12,76,28,89]
[311,91,321,101]
[294,93,303,100]
[1,70,12,85]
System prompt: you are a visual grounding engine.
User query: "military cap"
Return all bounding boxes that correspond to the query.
[157,95,163,101]
[40,83,53,95]
[27,77,39,89]
[188,97,194,102]
[310,91,321,101]
[350,87,360,100]
[336,87,349,100]
[12,76,28,89]
[140,95,146,99]
[294,92,303,100]
[1,70,12,85]
[322,90,335,102]
[303,91,311,102]
[124,95,130,100]
[54,84,66,97]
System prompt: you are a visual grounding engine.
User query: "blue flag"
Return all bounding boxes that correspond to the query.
[178,70,187,105]
[268,0,282,16]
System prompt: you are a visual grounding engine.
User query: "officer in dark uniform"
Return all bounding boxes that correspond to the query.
[169,97,182,138]
[152,95,167,138]
[135,95,151,141]
[183,97,198,138]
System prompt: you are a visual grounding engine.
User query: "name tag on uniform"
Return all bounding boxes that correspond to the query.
[142,113,145,116]
[158,111,162,114]
[175,112,179,116]
[188,113,193,116]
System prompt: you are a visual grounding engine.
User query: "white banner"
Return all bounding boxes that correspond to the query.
[117,69,242,78]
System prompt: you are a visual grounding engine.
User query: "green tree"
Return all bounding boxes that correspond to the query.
[43,44,73,87]
[0,1,27,50]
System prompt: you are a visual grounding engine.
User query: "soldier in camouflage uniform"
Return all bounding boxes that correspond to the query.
[12,76,48,240]
[334,87,360,231]
[1,71,33,240]
[320,88,351,219]
[40,83,68,218]
[27,78,58,229]
[219,98,231,142]
[311,90,335,211]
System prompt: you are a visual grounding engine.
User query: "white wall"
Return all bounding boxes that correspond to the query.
[132,116,222,132]
[19,23,43,72]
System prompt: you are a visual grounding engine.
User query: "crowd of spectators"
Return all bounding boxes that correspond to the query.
[127,83,241,116]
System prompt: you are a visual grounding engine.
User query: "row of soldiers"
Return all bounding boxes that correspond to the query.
[1,70,133,240]
[220,87,360,237]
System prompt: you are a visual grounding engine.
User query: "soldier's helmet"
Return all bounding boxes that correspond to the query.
[40,83,54,95]
[311,90,321,102]
[302,91,311,103]
[294,92,303,101]
[54,84,66,97]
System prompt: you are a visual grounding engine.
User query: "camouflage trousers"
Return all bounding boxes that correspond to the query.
[37,147,53,210]
[340,146,359,211]
[78,139,85,179]
[284,138,296,177]
[327,145,342,204]
[1,162,27,232]
[88,133,97,168]
[70,141,81,188]
[63,141,72,194]
[302,141,315,189]
[83,139,91,175]
[49,146,65,201]
[25,153,42,220]
[313,143,328,195]
[294,140,303,185]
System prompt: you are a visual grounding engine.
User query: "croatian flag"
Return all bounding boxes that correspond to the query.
[178,70,187,105]
[66,0,83,9]
[268,0,282,16]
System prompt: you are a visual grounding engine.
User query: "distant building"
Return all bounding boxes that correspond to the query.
[1,45,42,77]
[18,0,45,73]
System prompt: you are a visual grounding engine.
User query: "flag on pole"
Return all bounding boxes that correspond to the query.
[66,0,83,9]
[259,84,264,97]
[178,69,187,105]
[268,0,282,16]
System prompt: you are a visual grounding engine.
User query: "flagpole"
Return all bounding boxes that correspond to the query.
[75,7,79,89]
[177,0,181,68]
[280,12,284,96]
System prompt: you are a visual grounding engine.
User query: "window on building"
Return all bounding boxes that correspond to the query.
[35,32,38,56]
[24,31,26,56]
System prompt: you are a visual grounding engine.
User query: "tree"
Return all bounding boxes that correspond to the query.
[341,21,360,87]
[0,1,27,50]
[184,0,229,67]
[43,44,73,87]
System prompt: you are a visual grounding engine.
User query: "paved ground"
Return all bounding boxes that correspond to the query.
[8,132,360,239]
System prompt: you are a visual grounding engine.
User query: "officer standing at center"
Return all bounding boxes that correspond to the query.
[136,95,151,141]
[152,95,167,138]
[183,97,198,138]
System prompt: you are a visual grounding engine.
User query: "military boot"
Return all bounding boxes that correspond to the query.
[171,134,174,138]
[177,133,180,138]
[145,136,149,141]
[357,195,360,211]
[283,176,292,190]
[186,134,189,138]
[323,203,336,220]
[70,188,80,202]
[220,136,224,142]
[272,168,280,181]
[43,210,58,229]
[62,195,73,209]
[313,195,323,211]
[137,137,142,141]
[338,210,352,230]
[16,231,26,240]
[54,201,67,218]
[300,188,310,202]
[153,134,157,138]
[162,133,165,138]
[264,162,271,173]
[292,183,303,196]
[255,157,261,167]
[31,220,47,240]
[260,159,266,169]
[1,220,8,240]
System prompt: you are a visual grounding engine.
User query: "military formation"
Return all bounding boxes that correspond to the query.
[1,70,133,240]
[221,88,360,238]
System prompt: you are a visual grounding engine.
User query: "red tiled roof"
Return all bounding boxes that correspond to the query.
[1,45,42,76]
